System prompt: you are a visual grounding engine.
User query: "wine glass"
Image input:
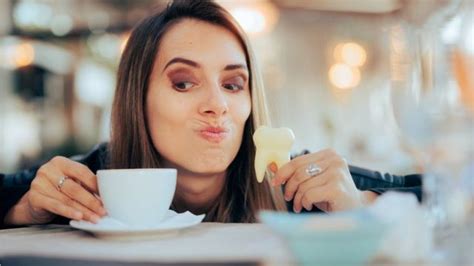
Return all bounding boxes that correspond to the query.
[389,0,473,259]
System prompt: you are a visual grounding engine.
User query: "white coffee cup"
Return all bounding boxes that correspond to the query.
[97,168,177,228]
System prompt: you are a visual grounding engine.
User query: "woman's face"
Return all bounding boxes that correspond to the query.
[147,19,251,175]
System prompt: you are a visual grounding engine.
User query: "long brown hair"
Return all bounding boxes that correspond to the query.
[110,0,286,223]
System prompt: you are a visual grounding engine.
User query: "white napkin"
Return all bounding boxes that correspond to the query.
[368,192,432,262]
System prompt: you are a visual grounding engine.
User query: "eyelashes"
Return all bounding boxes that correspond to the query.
[170,76,247,92]
[173,81,195,91]
[223,76,245,91]
[222,83,243,91]
[172,81,244,92]
[168,71,198,91]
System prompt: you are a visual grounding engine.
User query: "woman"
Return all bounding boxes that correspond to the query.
[0,0,421,228]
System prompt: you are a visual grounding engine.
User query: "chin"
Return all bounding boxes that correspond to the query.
[195,164,228,175]
[190,157,231,175]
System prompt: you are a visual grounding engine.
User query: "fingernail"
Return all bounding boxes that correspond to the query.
[90,215,100,223]
[269,163,277,173]
[284,195,290,201]
[99,207,107,216]
[293,207,300,213]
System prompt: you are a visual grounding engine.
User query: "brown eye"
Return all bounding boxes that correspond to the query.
[168,70,197,91]
[223,76,245,91]
[173,81,194,91]
[223,84,243,91]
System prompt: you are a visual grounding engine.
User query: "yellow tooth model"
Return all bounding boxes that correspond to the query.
[253,126,295,183]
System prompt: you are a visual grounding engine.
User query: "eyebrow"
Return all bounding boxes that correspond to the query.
[223,64,247,71]
[162,57,199,72]
[162,57,248,73]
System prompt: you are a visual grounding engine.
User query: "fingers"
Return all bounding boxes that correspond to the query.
[292,165,360,213]
[282,159,330,201]
[31,157,106,223]
[43,162,106,217]
[49,187,102,223]
[29,190,83,221]
[16,157,104,225]
[272,149,338,186]
[299,185,334,213]
[31,175,104,223]
[50,156,99,193]
[293,177,334,213]
[270,148,354,213]
[53,177,106,218]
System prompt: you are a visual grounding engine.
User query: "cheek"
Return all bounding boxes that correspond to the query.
[238,108,251,132]
[146,88,184,148]
[147,89,164,133]
[233,94,252,127]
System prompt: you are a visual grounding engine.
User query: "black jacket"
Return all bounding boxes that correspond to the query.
[0,143,422,228]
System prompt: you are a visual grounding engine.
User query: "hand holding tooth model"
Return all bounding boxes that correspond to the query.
[253,126,377,213]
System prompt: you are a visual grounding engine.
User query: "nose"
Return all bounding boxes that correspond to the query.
[198,84,229,117]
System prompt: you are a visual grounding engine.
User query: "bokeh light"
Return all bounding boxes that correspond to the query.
[329,63,361,89]
[341,42,367,67]
[227,1,279,35]
[14,42,35,68]
[334,42,367,67]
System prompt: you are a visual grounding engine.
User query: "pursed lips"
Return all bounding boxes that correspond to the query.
[196,126,230,143]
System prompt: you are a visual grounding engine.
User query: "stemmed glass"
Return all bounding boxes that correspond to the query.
[389,0,473,261]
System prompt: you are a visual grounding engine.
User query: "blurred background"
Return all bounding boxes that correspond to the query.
[0,0,473,175]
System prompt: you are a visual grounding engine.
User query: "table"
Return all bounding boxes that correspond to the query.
[0,223,294,265]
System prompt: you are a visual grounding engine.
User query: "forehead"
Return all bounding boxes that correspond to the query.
[156,19,248,68]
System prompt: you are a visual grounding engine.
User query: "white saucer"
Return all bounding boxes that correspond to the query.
[70,210,205,240]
